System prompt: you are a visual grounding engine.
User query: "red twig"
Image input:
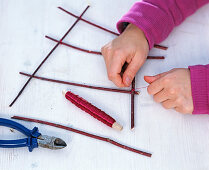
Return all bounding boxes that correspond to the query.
[58,6,168,50]
[11,116,152,157]
[58,7,119,36]
[131,78,135,129]
[19,72,139,95]
[9,6,90,107]
[120,63,136,129]
[153,44,168,50]
[146,56,165,60]
[46,35,165,60]
[45,35,101,55]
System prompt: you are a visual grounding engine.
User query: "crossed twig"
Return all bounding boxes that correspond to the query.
[10,6,167,129]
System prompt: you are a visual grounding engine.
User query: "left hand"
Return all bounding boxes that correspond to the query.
[101,24,149,87]
[144,68,193,114]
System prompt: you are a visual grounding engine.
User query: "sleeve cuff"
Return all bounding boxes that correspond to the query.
[189,65,209,114]
[116,1,175,49]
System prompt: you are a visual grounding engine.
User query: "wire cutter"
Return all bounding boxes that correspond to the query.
[0,118,67,152]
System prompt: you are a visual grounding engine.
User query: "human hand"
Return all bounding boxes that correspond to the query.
[101,24,149,87]
[144,68,193,114]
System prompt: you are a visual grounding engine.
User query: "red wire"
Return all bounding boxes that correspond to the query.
[65,91,116,128]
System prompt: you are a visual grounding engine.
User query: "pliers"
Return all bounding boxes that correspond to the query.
[0,118,67,152]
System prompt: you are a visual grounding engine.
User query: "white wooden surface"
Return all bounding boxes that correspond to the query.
[0,0,209,170]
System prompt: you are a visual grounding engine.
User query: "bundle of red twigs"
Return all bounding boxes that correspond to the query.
[10,5,167,107]
[9,5,167,130]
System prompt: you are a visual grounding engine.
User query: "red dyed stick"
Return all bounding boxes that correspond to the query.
[63,90,123,131]
[131,78,135,129]
[45,36,101,55]
[153,44,168,50]
[58,7,119,36]
[45,35,165,60]
[9,6,90,107]
[58,6,168,50]
[11,116,152,157]
[146,56,165,60]
[19,72,139,95]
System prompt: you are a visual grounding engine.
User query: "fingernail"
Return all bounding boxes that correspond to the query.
[125,77,131,86]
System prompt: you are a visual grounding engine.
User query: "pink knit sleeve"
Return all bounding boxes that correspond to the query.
[117,0,209,49]
[189,65,209,114]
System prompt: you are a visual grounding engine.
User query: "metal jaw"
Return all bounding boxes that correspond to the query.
[37,135,67,150]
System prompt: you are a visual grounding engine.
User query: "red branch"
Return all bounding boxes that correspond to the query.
[19,72,139,95]
[120,63,136,129]
[46,36,101,55]
[45,35,165,60]
[58,7,119,36]
[11,116,152,157]
[131,78,135,129]
[9,6,90,107]
[58,6,168,50]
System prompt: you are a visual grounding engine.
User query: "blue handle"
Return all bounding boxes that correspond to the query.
[0,118,41,152]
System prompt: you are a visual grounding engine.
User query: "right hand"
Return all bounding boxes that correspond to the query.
[144,68,193,114]
[101,24,149,87]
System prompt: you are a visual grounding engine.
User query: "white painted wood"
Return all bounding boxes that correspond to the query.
[0,0,209,169]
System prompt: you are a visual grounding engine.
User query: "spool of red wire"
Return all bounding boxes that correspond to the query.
[63,90,123,131]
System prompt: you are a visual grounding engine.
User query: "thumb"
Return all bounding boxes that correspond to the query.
[144,72,167,84]
[144,76,157,84]
[122,55,145,86]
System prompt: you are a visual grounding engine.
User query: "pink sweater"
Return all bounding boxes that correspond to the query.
[117,0,209,114]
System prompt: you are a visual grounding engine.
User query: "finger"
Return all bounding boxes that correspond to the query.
[147,72,168,95]
[144,76,157,84]
[101,44,126,87]
[122,54,146,86]
[101,45,112,69]
[147,79,164,95]
[108,55,126,87]
[152,72,167,80]
[162,99,176,109]
[153,89,169,103]
[144,72,168,84]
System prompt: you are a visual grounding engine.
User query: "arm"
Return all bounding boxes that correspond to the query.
[102,0,209,88]
[116,0,209,114]
[117,0,209,48]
